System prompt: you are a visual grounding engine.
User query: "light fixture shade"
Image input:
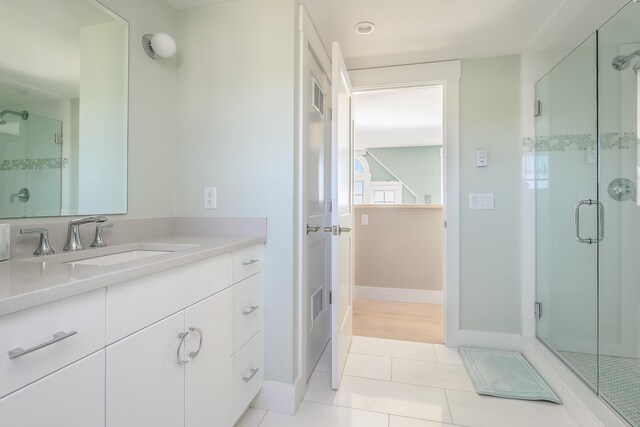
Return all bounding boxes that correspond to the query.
[150,33,176,58]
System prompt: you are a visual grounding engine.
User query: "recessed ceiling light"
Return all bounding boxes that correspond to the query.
[355,21,376,35]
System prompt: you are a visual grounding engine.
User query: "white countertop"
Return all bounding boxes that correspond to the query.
[0,234,266,317]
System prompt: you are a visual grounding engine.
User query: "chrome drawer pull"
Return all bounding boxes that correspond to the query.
[177,331,190,365]
[189,327,203,360]
[242,259,259,266]
[9,331,77,360]
[243,368,259,383]
[243,305,260,316]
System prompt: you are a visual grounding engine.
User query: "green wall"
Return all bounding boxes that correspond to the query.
[368,146,442,204]
[459,55,521,334]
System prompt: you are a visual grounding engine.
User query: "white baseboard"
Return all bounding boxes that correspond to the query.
[447,329,522,351]
[250,375,305,415]
[355,286,443,304]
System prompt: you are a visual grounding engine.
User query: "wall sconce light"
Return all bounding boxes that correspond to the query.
[142,33,176,59]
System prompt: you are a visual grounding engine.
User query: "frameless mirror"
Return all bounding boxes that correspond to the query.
[352,85,444,206]
[0,0,128,218]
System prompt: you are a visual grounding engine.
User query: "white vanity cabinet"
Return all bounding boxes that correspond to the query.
[0,243,264,427]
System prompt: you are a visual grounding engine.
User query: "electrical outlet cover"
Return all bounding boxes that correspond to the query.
[204,187,217,209]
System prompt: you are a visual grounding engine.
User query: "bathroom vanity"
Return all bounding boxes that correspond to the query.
[0,230,265,427]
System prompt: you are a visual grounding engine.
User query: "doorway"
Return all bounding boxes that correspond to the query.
[350,85,445,344]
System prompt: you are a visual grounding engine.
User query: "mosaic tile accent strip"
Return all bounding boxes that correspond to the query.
[0,157,66,171]
[522,132,637,152]
[559,350,640,426]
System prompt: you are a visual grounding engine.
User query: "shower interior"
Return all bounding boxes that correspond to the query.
[535,2,640,426]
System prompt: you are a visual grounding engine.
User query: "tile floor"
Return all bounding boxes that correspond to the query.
[236,336,580,427]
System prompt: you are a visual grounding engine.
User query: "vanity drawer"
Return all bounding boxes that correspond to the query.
[0,289,105,398]
[232,245,262,284]
[230,331,264,424]
[106,255,231,344]
[231,273,264,354]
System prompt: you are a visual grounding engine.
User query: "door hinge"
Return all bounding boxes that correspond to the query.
[534,100,542,117]
[328,200,333,213]
[54,133,63,145]
[534,301,542,320]
[328,108,333,121]
[329,291,332,305]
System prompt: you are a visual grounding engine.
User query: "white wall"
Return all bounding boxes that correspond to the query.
[175,0,298,384]
[459,55,522,334]
[2,0,179,226]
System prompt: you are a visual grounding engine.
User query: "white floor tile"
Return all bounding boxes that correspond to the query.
[350,336,437,362]
[332,375,453,423]
[446,390,579,427]
[260,401,388,427]
[344,353,392,381]
[304,371,336,404]
[314,342,332,373]
[235,408,267,427]
[392,358,475,392]
[390,415,464,427]
[433,345,463,365]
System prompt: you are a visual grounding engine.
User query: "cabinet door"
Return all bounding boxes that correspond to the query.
[106,311,185,427]
[185,289,232,427]
[0,350,105,427]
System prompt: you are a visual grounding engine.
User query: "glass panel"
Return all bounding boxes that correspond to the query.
[598,2,640,424]
[0,110,62,217]
[354,159,364,173]
[354,181,363,195]
[535,33,599,390]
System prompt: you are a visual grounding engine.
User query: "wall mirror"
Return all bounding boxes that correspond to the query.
[0,0,129,218]
[352,85,444,206]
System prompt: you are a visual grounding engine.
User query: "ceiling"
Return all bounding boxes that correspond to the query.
[165,0,236,9]
[299,0,629,69]
[354,85,443,149]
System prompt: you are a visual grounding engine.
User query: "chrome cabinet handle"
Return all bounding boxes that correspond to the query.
[242,368,260,383]
[9,331,77,360]
[188,327,203,360]
[177,331,190,365]
[243,305,260,316]
[242,259,259,266]
[574,199,604,244]
[307,225,321,234]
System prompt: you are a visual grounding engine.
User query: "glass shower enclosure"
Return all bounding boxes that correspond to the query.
[535,2,640,425]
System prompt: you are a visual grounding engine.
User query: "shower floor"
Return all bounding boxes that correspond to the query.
[559,350,640,426]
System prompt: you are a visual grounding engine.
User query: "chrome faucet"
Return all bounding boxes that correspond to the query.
[64,216,107,251]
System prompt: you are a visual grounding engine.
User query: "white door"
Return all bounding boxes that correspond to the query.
[305,44,332,380]
[0,351,105,427]
[330,42,354,389]
[106,312,185,427]
[185,290,231,427]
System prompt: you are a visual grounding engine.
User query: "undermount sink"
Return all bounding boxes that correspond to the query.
[67,250,172,266]
[20,243,200,266]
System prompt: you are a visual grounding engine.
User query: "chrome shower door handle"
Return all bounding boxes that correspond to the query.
[574,199,604,244]
[242,368,260,383]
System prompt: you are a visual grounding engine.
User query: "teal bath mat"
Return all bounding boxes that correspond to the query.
[459,347,561,404]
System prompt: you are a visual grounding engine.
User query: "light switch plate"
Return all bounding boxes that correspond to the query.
[476,150,488,167]
[204,187,217,210]
[361,214,369,226]
[469,193,494,209]
[0,224,9,261]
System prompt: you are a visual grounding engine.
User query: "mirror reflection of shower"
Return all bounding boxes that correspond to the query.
[0,109,29,125]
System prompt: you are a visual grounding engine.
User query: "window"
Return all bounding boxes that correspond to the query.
[354,155,371,205]
[370,182,402,205]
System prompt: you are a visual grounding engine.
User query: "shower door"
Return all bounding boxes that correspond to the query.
[598,1,640,424]
[535,34,600,390]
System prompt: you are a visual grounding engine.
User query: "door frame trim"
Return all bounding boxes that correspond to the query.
[348,61,461,347]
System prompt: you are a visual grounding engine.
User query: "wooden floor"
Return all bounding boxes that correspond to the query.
[352,299,443,344]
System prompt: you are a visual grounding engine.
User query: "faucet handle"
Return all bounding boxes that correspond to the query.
[20,228,55,256]
[91,222,114,248]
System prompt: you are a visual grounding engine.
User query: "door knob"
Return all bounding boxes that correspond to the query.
[323,226,351,235]
[307,225,321,234]
[339,227,351,234]
[323,226,333,233]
